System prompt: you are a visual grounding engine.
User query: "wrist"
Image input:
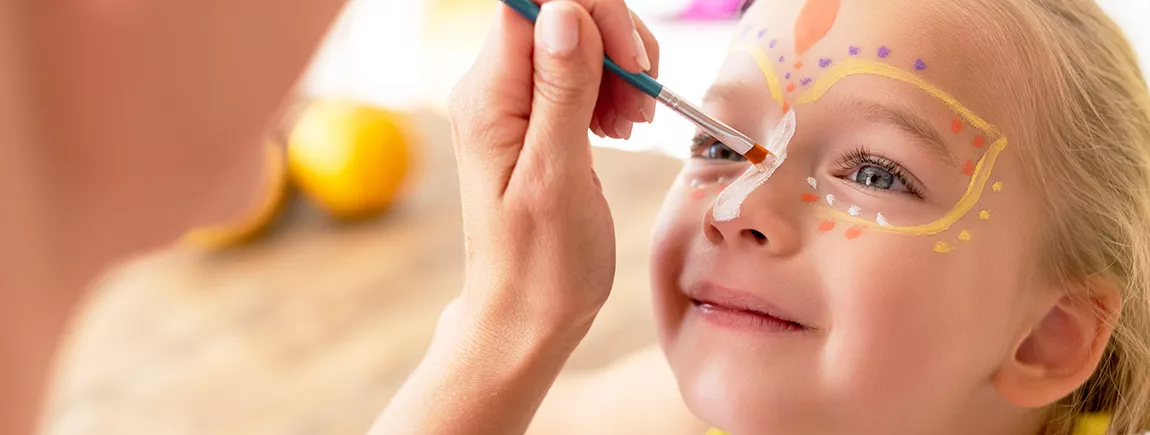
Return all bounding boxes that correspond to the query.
[443,294,595,367]
[378,298,590,434]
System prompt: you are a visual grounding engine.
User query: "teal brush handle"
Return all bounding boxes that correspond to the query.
[498,0,664,98]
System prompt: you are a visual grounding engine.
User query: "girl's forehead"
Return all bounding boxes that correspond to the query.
[734,0,1013,133]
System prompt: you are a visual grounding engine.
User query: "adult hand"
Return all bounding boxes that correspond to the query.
[449,0,660,336]
[370,3,660,433]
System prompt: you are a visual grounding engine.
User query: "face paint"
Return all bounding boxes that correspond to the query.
[933,241,955,254]
[845,225,865,239]
[730,12,1012,254]
[819,220,836,232]
[794,0,842,55]
[735,42,1010,237]
[713,110,798,222]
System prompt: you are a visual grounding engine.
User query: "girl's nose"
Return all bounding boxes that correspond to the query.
[702,168,803,256]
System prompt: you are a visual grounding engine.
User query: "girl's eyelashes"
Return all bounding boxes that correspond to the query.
[834,147,925,199]
[690,133,747,162]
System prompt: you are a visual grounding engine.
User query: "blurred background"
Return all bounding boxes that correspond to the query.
[302,0,1150,158]
[43,1,1150,435]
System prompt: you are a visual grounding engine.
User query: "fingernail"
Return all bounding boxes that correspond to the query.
[614,116,633,139]
[640,98,656,123]
[539,3,579,56]
[590,123,605,138]
[632,30,652,71]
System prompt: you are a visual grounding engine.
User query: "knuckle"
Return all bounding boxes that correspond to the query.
[448,81,499,141]
[447,79,475,121]
[532,68,596,108]
[506,174,562,214]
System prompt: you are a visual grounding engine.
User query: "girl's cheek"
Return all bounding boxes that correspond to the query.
[680,161,747,202]
[686,174,736,200]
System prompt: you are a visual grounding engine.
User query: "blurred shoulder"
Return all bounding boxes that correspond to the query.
[528,344,708,435]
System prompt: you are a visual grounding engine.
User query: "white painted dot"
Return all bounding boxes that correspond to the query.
[807,177,818,190]
[848,205,862,216]
[689,179,702,189]
[876,212,890,227]
[826,194,836,205]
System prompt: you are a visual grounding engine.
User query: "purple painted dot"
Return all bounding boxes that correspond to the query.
[785,72,791,79]
[914,58,927,71]
[769,39,778,48]
[877,46,891,58]
[742,27,750,36]
[800,77,812,86]
[778,56,785,63]
[757,28,767,38]
[848,45,861,55]
[818,58,832,68]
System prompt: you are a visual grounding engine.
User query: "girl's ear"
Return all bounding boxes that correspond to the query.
[993,276,1121,408]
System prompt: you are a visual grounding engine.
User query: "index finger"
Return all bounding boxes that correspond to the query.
[536,0,650,74]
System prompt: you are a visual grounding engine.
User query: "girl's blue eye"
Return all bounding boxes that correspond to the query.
[847,165,909,192]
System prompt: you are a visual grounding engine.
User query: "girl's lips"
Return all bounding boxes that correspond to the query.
[687,283,811,333]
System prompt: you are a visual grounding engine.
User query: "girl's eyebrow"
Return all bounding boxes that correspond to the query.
[844,97,960,168]
[703,84,961,169]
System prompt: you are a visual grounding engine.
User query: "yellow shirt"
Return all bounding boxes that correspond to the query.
[705,412,1118,435]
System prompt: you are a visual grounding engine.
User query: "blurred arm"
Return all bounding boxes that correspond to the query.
[0,0,348,434]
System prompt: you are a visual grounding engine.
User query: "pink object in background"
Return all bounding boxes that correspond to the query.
[680,0,743,20]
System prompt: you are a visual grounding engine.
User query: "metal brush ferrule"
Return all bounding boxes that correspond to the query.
[656,88,757,156]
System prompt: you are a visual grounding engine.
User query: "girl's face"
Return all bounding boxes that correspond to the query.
[650,1,1042,433]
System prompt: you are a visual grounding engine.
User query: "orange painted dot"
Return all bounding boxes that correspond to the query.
[845,226,865,240]
[818,220,836,232]
[962,160,975,176]
[787,82,796,92]
[951,118,963,133]
[781,101,791,113]
[794,60,805,69]
[693,189,706,199]
[794,0,841,55]
[801,192,820,202]
[972,136,985,148]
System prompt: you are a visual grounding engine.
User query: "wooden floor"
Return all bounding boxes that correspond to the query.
[42,112,684,435]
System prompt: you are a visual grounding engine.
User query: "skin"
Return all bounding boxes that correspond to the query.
[649,1,1119,434]
[382,0,1119,434]
[0,0,651,434]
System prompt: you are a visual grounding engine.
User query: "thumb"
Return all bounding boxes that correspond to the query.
[521,1,603,175]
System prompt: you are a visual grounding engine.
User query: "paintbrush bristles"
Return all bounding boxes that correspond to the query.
[744,143,770,165]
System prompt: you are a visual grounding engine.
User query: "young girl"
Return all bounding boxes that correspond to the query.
[375,0,1150,434]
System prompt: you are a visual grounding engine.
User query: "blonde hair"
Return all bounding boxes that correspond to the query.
[959,0,1150,433]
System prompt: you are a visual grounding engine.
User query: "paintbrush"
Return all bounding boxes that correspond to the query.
[498,0,773,167]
